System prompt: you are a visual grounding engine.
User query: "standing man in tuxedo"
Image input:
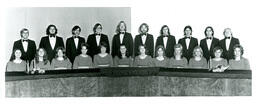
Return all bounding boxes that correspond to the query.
[178,25,198,61]
[39,24,65,62]
[66,25,85,64]
[155,25,176,58]
[87,23,110,59]
[111,21,133,58]
[134,23,154,57]
[12,28,36,63]
[219,28,240,60]
[200,26,219,61]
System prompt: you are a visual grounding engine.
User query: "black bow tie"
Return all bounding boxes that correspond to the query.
[23,39,28,42]
[185,37,191,39]
[120,32,125,34]
[225,37,231,39]
[73,36,78,38]
[206,37,212,40]
[50,35,55,37]
[96,34,101,36]
[163,35,168,37]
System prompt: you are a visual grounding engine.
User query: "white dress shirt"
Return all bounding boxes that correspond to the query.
[163,36,168,49]
[141,34,147,45]
[22,39,28,52]
[120,33,124,44]
[206,38,212,50]
[96,35,101,46]
[73,37,79,49]
[225,37,231,50]
[49,36,56,50]
[185,38,190,49]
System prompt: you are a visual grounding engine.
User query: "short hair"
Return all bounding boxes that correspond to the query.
[204,26,214,36]
[233,44,244,56]
[35,48,48,65]
[223,28,233,36]
[213,46,223,57]
[174,44,183,56]
[155,45,166,57]
[46,24,58,35]
[20,28,29,37]
[93,23,102,33]
[55,47,67,59]
[183,25,192,35]
[160,25,170,36]
[117,44,129,59]
[116,21,127,34]
[9,49,22,61]
[72,25,81,35]
[99,42,108,49]
[138,23,149,34]
[138,44,149,55]
[80,43,89,50]
[193,46,203,57]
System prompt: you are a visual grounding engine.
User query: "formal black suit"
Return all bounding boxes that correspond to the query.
[178,37,198,60]
[12,39,36,63]
[39,36,65,62]
[111,32,133,58]
[219,37,240,60]
[66,36,86,64]
[87,33,110,58]
[200,37,219,60]
[134,33,154,57]
[155,35,176,58]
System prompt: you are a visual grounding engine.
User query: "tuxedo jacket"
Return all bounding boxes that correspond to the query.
[111,32,133,58]
[155,35,176,58]
[39,36,65,62]
[178,37,198,60]
[219,37,240,60]
[87,33,110,58]
[200,37,219,60]
[12,39,36,62]
[134,33,154,57]
[66,36,86,64]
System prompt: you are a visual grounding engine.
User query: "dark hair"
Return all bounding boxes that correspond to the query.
[138,23,149,34]
[138,44,149,55]
[93,23,102,33]
[204,26,214,36]
[116,21,127,34]
[160,25,170,36]
[155,45,165,57]
[72,25,81,35]
[117,44,129,59]
[55,47,68,59]
[46,24,58,35]
[9,49,22,61]
[183,25,192,35]
[233,44,244,56]
[213,46,223,58]
[99,42,108,50]
[35,48,49,65]
[80,43,89,50]
[20,28,29,37]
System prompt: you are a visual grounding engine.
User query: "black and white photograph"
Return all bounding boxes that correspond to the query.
[1,0,255,105]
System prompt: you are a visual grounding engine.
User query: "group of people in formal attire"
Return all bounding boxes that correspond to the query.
[6,21,250,73]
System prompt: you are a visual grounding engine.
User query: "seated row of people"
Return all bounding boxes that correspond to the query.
[6,42,250,72]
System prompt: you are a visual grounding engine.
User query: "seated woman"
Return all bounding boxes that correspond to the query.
[51,47,72,70]
[93,42,113,67]
[73,43,94,69]
[6,49,27,72]
[113,44,133,67]
[168,44,188,68]
[30,48,51,73]
[229,44,250,70]
[133,45,153,67]
[153,45,168,67]
[188,46,208,69]
[209,46,229,72]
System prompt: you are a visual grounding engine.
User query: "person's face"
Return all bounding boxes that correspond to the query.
[184,28,192,36]
[120,46,127,54]
[38,49,45,57]
[96,25,102,34]
[140,25,148,34]
[194,49,201,57]
[175,48,182,56]
[214,50,222,58]
[49,26,56,35]
[206,28,213,37]
[224,29,232,37]
[139,46,146,54]
[157,48,164,56]
[234,48,242,57]
[119,23,126,32]
[21,30,29,39]
[163,27,169,35]
[81,46,87,55]
[73,28,80,36]
[100,46,106,53]
[57,50,64,57]
[14,50,22,58]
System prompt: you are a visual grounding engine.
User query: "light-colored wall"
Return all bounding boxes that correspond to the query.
[4,7,131,63]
